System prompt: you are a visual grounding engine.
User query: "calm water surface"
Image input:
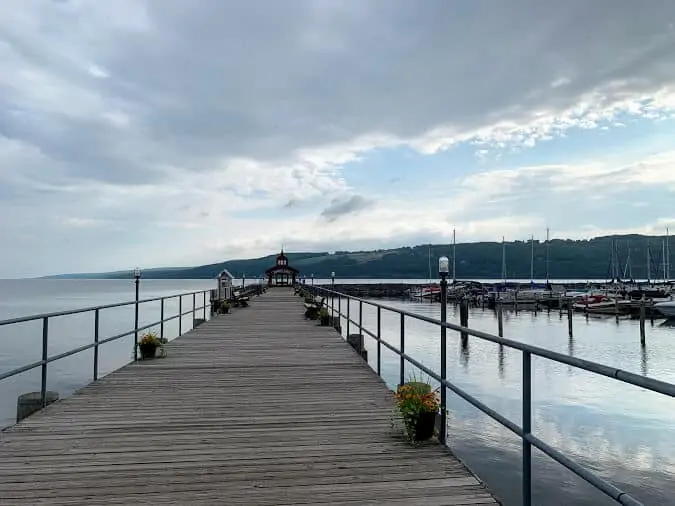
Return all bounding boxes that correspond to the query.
[337,297,675,506]
[0,279,215,429]
[1,280,674,505]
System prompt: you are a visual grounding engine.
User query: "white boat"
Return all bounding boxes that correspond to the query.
[654,300,675,318]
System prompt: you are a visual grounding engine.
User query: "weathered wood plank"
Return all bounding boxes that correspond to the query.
[0,289,497,505]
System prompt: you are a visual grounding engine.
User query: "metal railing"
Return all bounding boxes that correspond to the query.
[0,289,215,411]
[306,284,675,506]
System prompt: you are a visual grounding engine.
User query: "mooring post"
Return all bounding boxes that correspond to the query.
[497,303,504,337]
[568,306,573,337]
[615,298,620,323]
[639,299,646,345]
[460,298,469,346]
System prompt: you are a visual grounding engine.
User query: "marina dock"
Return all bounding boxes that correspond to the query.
[0,290,496,505]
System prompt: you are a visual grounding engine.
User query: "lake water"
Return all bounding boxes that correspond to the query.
[1,279,673,505]
[337,297,675,506]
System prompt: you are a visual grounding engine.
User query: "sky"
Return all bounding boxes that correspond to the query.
[1,0,675,277]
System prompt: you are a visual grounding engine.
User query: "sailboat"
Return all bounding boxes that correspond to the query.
[411,245,440,299]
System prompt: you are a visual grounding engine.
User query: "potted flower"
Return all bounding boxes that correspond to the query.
[138,332,160,360]
[394,379,440,442]
[219,301,231,314]
[319,307,330,326]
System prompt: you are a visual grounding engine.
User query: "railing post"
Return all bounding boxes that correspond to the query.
[41,317,48,407]
[178,296,182,336]
[358,300,363,332]
[160,298,165,342]
[203,291,207,320]
[522,351,532,506]
[376,306,381,376]
[399,313,405,387]
[347,298,350,336]
[134,278,140,361]
[192,292,196,324]
[93,309,99,381]
[440,273,448,444]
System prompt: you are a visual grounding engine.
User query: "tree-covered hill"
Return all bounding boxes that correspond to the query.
[47,234,672,281]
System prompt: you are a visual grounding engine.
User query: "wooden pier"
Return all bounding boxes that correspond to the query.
[0,289,496,505]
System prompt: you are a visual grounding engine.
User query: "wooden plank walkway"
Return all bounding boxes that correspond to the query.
[0,289,497,505]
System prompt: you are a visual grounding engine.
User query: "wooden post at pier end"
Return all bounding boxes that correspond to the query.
[497,303,504,337]
[639,300,646,345]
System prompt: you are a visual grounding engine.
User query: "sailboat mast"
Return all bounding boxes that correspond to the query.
[452,228,456,282]
[624,240,632,280]
[545,227,550,283]
[501,236,506,283]
[667,227,671,281]
[427,246,431,285]
[530,234,534,283]
[663,239,667,282]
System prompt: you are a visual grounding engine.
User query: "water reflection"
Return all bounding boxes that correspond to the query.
[349,298,675,506]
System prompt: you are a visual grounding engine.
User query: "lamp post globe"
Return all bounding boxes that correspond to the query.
[438,256,449,277]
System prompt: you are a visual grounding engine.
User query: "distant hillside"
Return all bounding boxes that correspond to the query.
[47,234,672,280]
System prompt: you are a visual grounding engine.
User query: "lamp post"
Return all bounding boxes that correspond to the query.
[133,267,141,361]
[438,256,449,445]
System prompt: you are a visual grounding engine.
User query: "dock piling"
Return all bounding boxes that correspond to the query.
[568,306,573,337]
[497,304,504,337]
[460,299,469,346]
[639,300,646,345]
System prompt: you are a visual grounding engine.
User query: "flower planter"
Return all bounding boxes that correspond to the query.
[139,343,157,360]
[412,410,436,441]
[320,315,330,326]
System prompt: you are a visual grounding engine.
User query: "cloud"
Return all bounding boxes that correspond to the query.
[1,0,675,276]
[320,195,373,222]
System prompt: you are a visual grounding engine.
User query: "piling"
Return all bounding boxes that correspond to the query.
[639,300,646,345]
[567,306,573,337]
[497,304,504,337]
[17,391,59,423]
[615,298,620,323]
[460,299,469,346]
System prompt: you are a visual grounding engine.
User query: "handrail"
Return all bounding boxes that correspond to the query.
[0,289,209,327]
[307,284,669,506]
[0,285,272,424]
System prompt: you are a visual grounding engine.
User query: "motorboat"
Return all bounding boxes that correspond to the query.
[654,300,675,318]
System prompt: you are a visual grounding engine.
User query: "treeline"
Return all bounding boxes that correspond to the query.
[60,234,671,280]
